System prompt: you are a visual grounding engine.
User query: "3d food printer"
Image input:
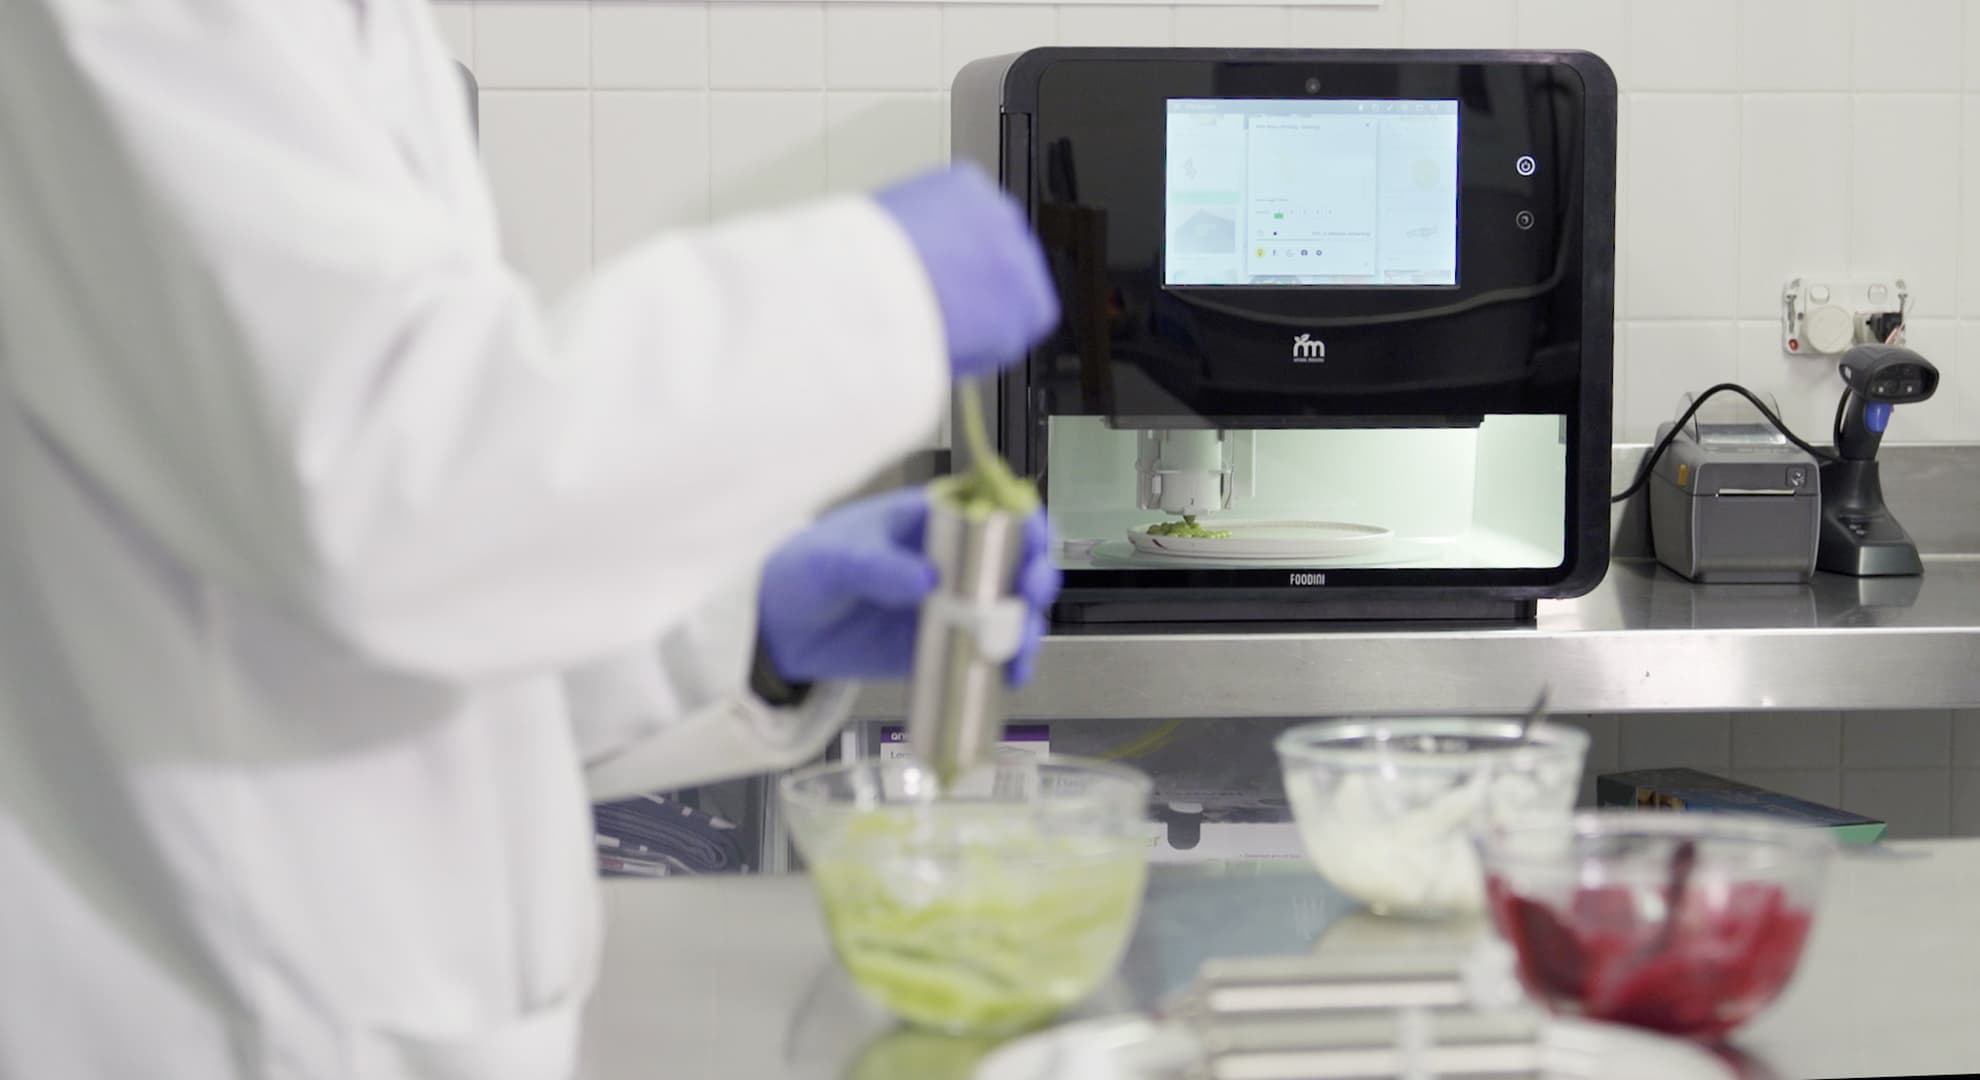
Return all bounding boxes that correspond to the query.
[952,48,1618,623]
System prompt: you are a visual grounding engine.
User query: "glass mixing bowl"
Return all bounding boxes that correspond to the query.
[1478,811,1833,1039]
[780,756,1152,1036]
[1276,717,1588,918]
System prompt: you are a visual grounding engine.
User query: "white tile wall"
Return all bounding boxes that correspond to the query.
[1851,94,1964,320]
[1629,0,1739,91]
[591,2,708,88]
[445,2,1978,828]
[1970,2,1980,88]
[1951,770,1980,836]
[828,5,942,88]
[593,91,709,258]
[1843,710,1954,767]
[1284,2,1404,47]
[1967,321,1980,424]
[1738,95,1850,320]
[1577,710,1980,837]
[940,6,1056,83]
[826,92,945,192]
[1739,0,1849,92]
[1548,714,1620,806]
[1964,98,1980,318]
[710,4,824,88]
[1059,5,1172,46]
[1402,0,1517,49]
[476,1,590,88]
[1610,324,1629,436]
[1849,0,1965,92]
[1736,320,1851,440]
[1626,95,1740,321]
[448,0,1980,438]
[431,1,475,66]
[708,92,827,216]
[1732,712,1843,769]
[1618,713,1733,771]
[1625,322,1740,435]
[1844,768,1954,838]
[1952,709,1980,766]
[478,90,591,295]
[1174,6,1289,47]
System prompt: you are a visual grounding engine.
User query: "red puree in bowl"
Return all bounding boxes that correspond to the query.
[1487,877,1814,1038]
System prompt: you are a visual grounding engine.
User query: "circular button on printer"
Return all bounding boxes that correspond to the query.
[1515,155,1538,176]
[1514,210,1536,230]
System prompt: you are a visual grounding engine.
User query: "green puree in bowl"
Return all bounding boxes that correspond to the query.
[808,808,1146,1035]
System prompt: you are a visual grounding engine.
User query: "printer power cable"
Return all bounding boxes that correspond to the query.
[1611,382,1838,505]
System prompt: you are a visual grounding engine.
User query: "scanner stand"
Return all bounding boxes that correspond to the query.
[1817,459,1923,577]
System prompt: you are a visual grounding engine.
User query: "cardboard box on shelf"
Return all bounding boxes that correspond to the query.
[1596,768,1886,845]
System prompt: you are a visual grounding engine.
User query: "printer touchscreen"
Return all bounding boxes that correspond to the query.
[1164,99,1459,287]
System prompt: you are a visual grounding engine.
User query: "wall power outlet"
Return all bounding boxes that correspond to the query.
[1781,275,1908,357]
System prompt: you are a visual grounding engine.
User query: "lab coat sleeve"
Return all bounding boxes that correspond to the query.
[566,576,855,802]
[4,4,947,683]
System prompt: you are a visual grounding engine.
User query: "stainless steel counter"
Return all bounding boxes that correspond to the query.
[851,558,1980,719]
[580,842,1980,1080]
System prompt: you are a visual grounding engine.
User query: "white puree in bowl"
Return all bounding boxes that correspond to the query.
[1285,764,1567,917]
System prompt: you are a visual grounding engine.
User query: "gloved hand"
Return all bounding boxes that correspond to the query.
[873,164,1060,380]
[758,487,1061,686]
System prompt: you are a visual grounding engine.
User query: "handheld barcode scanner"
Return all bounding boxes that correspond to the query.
[1817,344,1940,577]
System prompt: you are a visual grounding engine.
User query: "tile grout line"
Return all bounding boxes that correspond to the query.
[701,1,712,223]
[1842,0,1856,278]
[1730,0,1743,351]
[818,2,831,193]
[704,0,714,211]
[585,2,597,272]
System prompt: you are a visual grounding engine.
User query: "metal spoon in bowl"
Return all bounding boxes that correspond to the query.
[1515,686,1552,743]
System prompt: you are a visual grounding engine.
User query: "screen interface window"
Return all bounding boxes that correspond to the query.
[1165,99,1459,287]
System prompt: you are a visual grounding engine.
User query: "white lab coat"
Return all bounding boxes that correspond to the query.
[0,1,946,1077]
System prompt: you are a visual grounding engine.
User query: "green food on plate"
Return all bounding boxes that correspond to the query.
[1145,515,1232,540]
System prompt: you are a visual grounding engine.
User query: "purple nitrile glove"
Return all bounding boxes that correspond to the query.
[1007,509,1060,686]
[873,164,1060,381]
[758,487,1062,686]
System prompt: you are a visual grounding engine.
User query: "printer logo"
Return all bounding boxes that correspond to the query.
[1290,572,1326,586]
[1292,334,1326,363]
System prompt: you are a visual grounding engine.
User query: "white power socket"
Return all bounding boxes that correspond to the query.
[1781,275,1908,357]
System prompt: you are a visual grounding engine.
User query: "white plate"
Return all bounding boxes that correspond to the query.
[1127,520,1395,560]
[974,1014,1740,1080]
[1086,539,1441,570]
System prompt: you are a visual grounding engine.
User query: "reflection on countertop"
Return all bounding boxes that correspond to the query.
[1556,557,1941,633]
[852,558,1980,719]
[583,845,1980,1080]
